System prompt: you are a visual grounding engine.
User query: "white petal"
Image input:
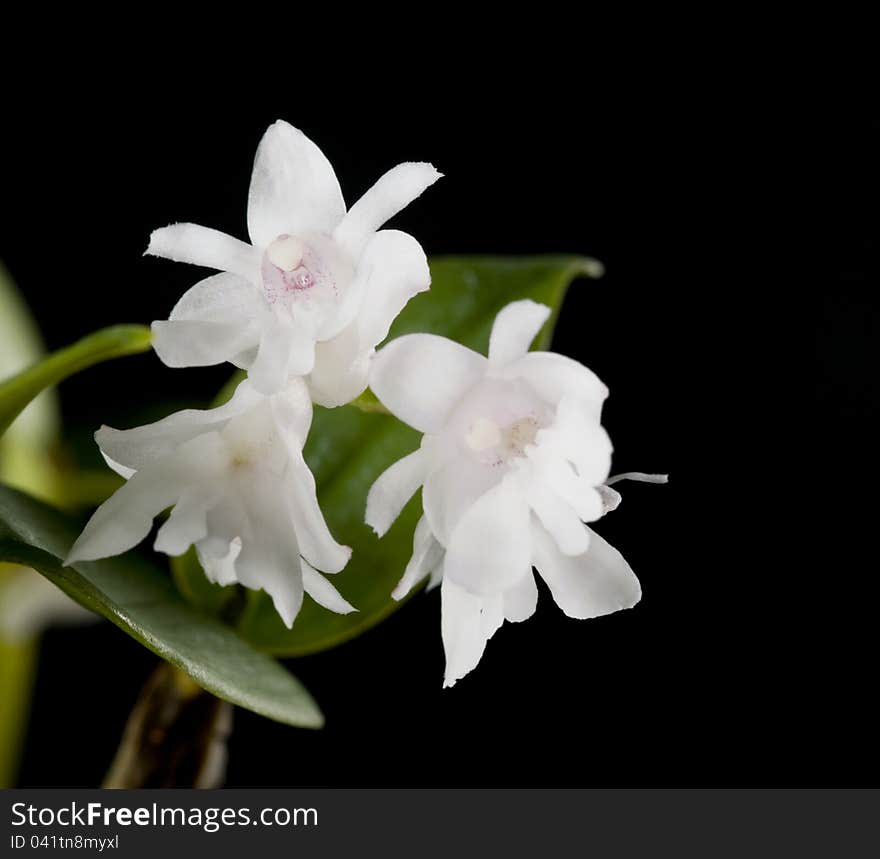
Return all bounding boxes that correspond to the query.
[66,462,183,563]
[350,230,430,352]
[371,334,486,433]
[167,272,260,323]
[307,324,372,408]
[70,432,228,565]
[197,537,241,587]
[537,398,613,486]
[527,480,591,556]
[334,163,441,260]
[427,563,444,591]
[366,447,429,537]
[503,570,538,622]
[153,485,217,556]
[422,454,499,545]
[441,577,491,688]
[283,443,351,574]
[532,522,641,619]
[248,320,295,395]
[247,120,346,248]
[444,476,532,596]
[301,559,356,614]
[152,273,260,369]
[268,377,313,445]
[480,594,505,640]
[503,351,608,414]
[488,300,551,367]
[236,550,303,629]
[152,319,259,369]
[530,450,605,522]
[96,379,261,472]
[101,450,135,479]
[246,314,318,395]
[392,515,444,600]
[146,223,260,282]
[232,476,305,629]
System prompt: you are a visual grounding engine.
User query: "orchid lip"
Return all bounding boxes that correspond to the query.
[261,234,320,304]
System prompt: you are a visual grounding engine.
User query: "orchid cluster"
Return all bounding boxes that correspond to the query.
[68,121,664,686]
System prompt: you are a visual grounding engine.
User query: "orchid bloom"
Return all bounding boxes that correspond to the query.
[67,379,353,628]
[365,299,666,686]
[146,120,440,405]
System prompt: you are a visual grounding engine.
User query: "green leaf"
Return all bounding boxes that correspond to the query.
[237,254,602,656]
[0,261,62,503]
[0,325,152,438]
[0,633,37,787]
[0,485,323,728]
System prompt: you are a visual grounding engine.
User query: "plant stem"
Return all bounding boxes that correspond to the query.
[103,662,233,789]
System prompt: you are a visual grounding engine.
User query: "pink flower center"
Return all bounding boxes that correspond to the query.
[262,235,318,303]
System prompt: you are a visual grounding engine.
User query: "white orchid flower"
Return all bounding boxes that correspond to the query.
[366,299,665,686]
[67,379,354,628]
[147,120,441,404]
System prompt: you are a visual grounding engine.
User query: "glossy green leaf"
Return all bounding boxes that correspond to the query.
[0,325,152,438]
[0,485,323,728]
[237,254,602,655]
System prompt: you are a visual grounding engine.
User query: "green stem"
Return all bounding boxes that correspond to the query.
[0,325,152,437]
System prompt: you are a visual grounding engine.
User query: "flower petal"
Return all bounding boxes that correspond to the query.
[441,577,492,688]
[354,229,431,349]
[70,431,230,565]
[422,454,499,545]
[197,537,241,587]
[334,163,441,260]
[308,230,430,408]
[480,594,505,640]
[366,447,429,537]
[532,521,641,619]
[268,377,313,445]
[152,319,259,369]
[371,334,486,433]
[66,461,183,563]
[248,320,295,395]
[283,442,352,574]
[146,223,261,282]
[488,300,551,367]
[503,570,538,622]
[503,351,608,415]
[527,480,591,556]
[528,449,606,522]
[301,559,356,614]
[152,273,261,369]
[247,120,346,248]
[246,315,318,395]
[153,485,217,556]
[307,325,372,408]
[392,515,444,600]
[537,398,613,485]
[100,450,135,479]
[96,379,261,472]
[232,476,305,629]
[444,476,532,596]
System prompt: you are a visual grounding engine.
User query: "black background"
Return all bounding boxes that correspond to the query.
[0,69,874,787]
